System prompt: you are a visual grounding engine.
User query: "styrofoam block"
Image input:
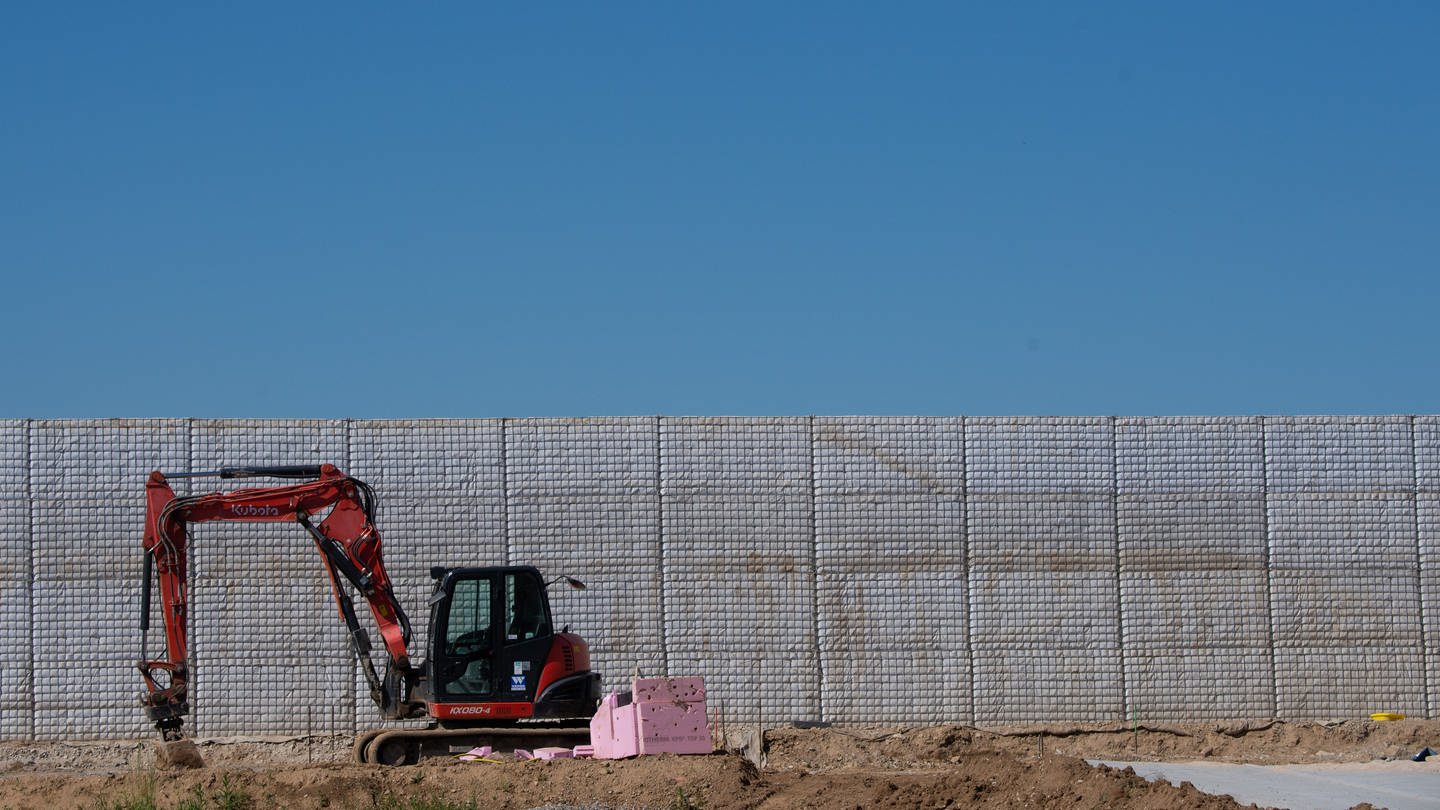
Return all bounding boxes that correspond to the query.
[971,646,1123,723]
[506,418,657,497]
[815,494,963,569]
[1264,416,1413,493]
[1115,417,1263,493]
[1267,493,1419,568]
[816,570,968,650]
[813,417,964,497]
[660,417,810,495]
[1270,569,1422,645]
[966,417,1113,494]
[1125,650,1273,721]
[820,644,971,724]
[1275,646,1427,719]
[1120,570,1271,647]
[347,420,504,494]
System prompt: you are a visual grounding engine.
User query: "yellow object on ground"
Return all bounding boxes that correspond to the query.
[1369,712,1405,721]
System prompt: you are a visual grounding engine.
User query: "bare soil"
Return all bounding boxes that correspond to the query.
[1,720,1436,810]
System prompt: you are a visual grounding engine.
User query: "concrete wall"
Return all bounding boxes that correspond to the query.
[0,416,1434,739]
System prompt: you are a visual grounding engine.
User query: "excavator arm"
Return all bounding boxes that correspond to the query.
[138,463,420,740]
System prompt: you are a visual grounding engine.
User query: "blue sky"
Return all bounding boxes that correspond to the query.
[2,3,1436,417]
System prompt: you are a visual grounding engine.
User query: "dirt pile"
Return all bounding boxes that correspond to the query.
[0,720,1435,809]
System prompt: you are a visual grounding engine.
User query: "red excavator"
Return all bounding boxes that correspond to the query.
[138,463,601,764]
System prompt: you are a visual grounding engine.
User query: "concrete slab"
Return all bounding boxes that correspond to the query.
[1093,759,1440,810]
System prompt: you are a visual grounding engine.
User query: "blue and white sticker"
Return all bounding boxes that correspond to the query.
[510,674,526,691]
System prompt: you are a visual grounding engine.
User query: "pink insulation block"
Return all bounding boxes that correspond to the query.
[534,746,574,760]
[589,676,712,759]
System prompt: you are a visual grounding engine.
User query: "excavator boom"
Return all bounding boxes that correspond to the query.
[138,464,418,739]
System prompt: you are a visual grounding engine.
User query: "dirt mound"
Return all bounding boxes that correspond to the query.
[1,720,1436,809]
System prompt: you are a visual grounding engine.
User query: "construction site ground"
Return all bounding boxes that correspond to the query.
[1,719,1438,810]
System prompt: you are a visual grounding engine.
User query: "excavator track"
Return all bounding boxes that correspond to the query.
[354,724,592,765]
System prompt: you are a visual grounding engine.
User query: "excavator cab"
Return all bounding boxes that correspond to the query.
[424,566,600,724]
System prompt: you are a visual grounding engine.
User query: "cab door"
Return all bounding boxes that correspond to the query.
[431,574,498,700]
[488,570,554,702]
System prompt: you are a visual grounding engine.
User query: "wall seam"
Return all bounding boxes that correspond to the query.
[807,415,822,723]
[1409,416,1432,717]
[1260,417,1280,719]
[959,416,975,725]
[342,418,356,736]
[1111,417,1128,720]
[24,419,34,740]
[962,417,978,724]
[501,419,511,566]
[655,416,668,676]
[186,419,198,734]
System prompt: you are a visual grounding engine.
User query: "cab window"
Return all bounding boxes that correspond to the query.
[505,572,551,643]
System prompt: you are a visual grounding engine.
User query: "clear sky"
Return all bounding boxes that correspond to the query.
[2,3,1437,418]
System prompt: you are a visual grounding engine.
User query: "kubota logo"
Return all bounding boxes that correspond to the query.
[230,505,280,517]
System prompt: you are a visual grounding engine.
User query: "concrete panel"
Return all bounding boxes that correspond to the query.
[1413,494,1438,718]
[1125,650,1273,721]
[815,494,964,569]
[1264,416,1413,493]
[1274,646,1426,719]
[510,494,663,681]
[1116,417,1263,493]
[0,499,30,739]
[813,417,964,497]
[821,644,970,724]
[32,577,149,739]
[506,417,657,498]
[971,647,1123,724]
[347,419,504,497]
[29,421,190,739]
[0,420,25,497]
[1415,416,1440,492]
[187,420,351,736]
[346,420,506,732]
[966,417,1113,494]
[660,417,810,496]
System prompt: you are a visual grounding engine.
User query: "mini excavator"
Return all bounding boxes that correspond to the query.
[138,464,601,764]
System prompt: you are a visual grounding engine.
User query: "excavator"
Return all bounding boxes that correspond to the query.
[138,463,601,764]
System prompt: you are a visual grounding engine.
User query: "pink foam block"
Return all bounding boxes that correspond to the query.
[571,745,595,758]
[457,745,494,761]
[534,746,574,760]
[590,676,712,759]
[513,748,533,760]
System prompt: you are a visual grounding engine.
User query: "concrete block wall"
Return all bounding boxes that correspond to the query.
[0,416,1434,740]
